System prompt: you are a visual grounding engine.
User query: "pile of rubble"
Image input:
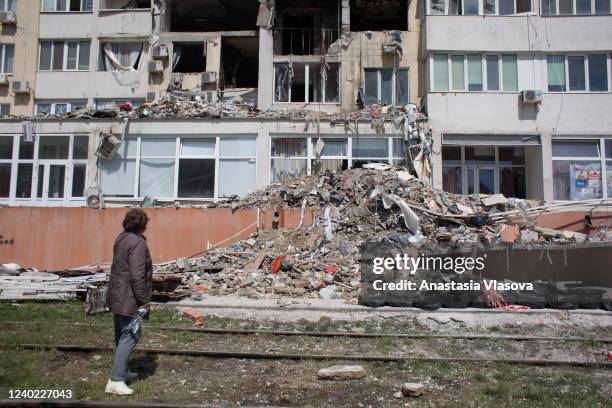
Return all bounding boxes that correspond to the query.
[157,167,610,303]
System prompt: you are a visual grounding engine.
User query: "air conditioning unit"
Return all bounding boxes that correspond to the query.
[148,60,164,73]
[521,89,543,104]
[152,45,168,59]
[11,80,29,93]
[96,133,121,160]
[0,74,8,85]
[0,11,16,24]
[201,71,217,84]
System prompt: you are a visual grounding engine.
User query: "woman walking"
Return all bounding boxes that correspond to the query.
[105,208,153,395]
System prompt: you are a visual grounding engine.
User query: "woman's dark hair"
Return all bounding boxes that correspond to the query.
[123,208,150,233]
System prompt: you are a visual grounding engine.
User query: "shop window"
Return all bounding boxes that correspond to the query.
[552,141,603,200]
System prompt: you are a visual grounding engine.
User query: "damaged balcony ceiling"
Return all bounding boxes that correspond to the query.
[170,0,259,32]
[350,0,408,31]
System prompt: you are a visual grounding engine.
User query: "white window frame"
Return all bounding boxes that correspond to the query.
[430,53,519,92]
[551,137,610,201]
[426,0,534,14]
[268,136,405,183]
[41,0,93,12]
[0,134,88,206]
[541,0,612,15]
[272,62,341,104]
[0,44,14,74]
[38,40,91,72]
[0,104,9,116]
[36,100,88,115]
[364,68,410,106]
[441,145,528,196]
[0,0,16,11]
[545,54,611,93]
[101,135,257,202]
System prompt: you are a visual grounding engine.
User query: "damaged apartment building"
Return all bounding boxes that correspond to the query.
[0,0,611,207]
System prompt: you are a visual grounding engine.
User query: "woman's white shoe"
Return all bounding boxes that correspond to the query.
[105,379,134,395]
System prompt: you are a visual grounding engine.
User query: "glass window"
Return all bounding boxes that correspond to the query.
[271,158,307,183]
[1,44,14,73]
[451,55,464,91]
[52,41,64,70]
[139,158,174,197]
[274,63,290,102]
[499,147,525,165]
[486,55,499,91]
[352,138,388,158]
[465,146,495,164]
[433,54,449,91]
[73,135,88,159]
[576,0,591,13]
[312,138,347,157]
[467,54,483,91]
[37,104,51,115]
[553,161,602,200]
[324,64,340,103]
[595,0,611,13]
[443,166,462,194]
[588,54,608,92]
[499,0,514,14]
[19,140,34,160]
[178,159,215,198]
[72,164,86,197]
[541,0,556,15]
[0,104,9,116]
[67,42,78,70]
[558,0,573,13]
[55,104,67,115]
[42,0,55,10]
[220,137,256,157]
[606,140,612,159]
[448,0,460,14]
[219,159,256,198]
[48,165,65,198]
[568,56,586,91]
[141,138,176,156]
[552,141,599,158]
[0,163,10,197]
[500,167,526,199]
[483,0,496,13]
[36,166,43,198]
[0,135,12,159]
[39,42,52,71]
[39,136,69,159]
[181,138,215,156]
[395,69,409,106]
[380,70,393,105]
[464,0,479,14]
[392,139,404,158]
[547,55,566,92]
[100,158,136,197]
[442,146,462,165]
[78,41,90,70]
[272,138,307,157]
[502,55,518,91]
[516,0,531,12]
[430,0,446,14]
[16,164,33,198]
[364,69,379,105]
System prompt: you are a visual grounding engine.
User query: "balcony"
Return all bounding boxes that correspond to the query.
[39,9,151,38]
[422,15,612,53]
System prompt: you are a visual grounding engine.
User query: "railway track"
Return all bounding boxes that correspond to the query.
[4,321,612,344]
[0,401,258,408]
[3,343,611,368]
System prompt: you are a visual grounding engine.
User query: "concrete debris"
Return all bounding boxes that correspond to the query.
[401,382,425,397]
[180,307,205,327]
[482,194,508,207]
[317,365,366,380]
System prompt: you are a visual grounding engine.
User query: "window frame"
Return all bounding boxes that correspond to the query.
[272,61,341,104]
[427,0,534,14]
[430,53,519,92]
[0,134,88,205]
[0,44,15,74]
[541,0,612,15]
[36,100,88,115]
[38,40,91,72]
[40,0,93,12]
[546,54,611,93]
[100,135,257,202]
[0,104,9,117]
[363,68,410,106]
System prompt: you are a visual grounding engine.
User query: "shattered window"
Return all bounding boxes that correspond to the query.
[430,0,446,14]
[465,146,495,164]
[311,138,348,175]
[99,42,144,72]
[274,63,290,102]
[271,138,307,182]
[483,0,496,13]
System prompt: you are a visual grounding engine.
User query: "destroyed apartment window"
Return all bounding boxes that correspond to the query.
[364,68,409,106]
[42,0,93,12]
[172,43,205,73]
[542,0,610,14]
[0,44,14,74]
[350,0,408,31]
[552,140,607,201]
[169,0,258,32]
[98,0,150,9]
[0,104,9,117]
[38,41,90,71]
[271,137,308,183]
[98,42,144,72]
[274,62,340,104]
[1,0,16,11]
[311,138,348,175]
[427,0,531,14]
[441,145,526,198]
[432,53,518,92]
[218,137,256,198]
[36,100,87,115]
[547,54,609,92]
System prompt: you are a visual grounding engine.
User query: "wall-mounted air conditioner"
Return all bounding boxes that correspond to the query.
[96,133,121,160]
[11,80,29,93]
[148,60,164,72]
[0,74,8,85]
[0,11,16,24]
[520,90,543,104]
[201,71,217,84]
[152,45,168,59]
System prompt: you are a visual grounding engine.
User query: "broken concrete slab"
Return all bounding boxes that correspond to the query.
[482,194,508,207]
[317,365,366,380]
